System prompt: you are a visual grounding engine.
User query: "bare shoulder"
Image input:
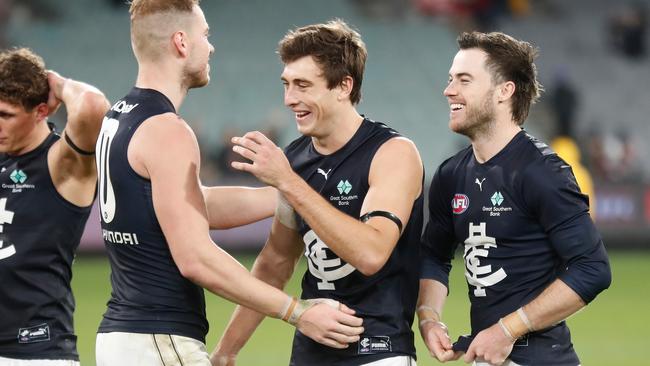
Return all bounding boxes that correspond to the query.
[129,112,201,177]
[369,136,423,193]
[374,136,423,167]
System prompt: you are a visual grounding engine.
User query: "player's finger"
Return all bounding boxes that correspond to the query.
[337,311,363,328]
[317,336,348,349]
[231,161,253,172]
[231,136,260,153]
[433,327,452,349]
[338,303,356,315]
[451,351,463,360]
[327,328,361,344]
[232,145,256,161]
[242,130,273,146]
[463,345,476,363]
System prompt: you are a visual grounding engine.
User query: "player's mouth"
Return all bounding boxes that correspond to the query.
[450,103,465,112]
[294,110,311,122]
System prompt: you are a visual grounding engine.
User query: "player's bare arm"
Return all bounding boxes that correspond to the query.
[232,132,423,276]
[130,114,363,348]
[212,216,362,365]
[417,279,461,362]
[201,185,276,229]
[46,70,109,206]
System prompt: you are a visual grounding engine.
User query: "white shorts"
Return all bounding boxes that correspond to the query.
[0,357,79,366]
[96,332,210,366]
[361,355,417,366]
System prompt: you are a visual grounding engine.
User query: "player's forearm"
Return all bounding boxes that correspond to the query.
[57,75,109,148]
[202,186,276,229]
[279,173,394,276]
[417,279,448,321]
[501,279,585,339]
[213,305,267,358]
[178,243,290,318]
[214,246,298,357]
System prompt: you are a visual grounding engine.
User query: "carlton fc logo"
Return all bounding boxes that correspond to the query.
[452,193,469,214]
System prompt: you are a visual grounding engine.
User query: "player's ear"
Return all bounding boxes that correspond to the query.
[497,81,516,103]
[33,102,49,121]
[172,31,189,58]
[337,76,354,102]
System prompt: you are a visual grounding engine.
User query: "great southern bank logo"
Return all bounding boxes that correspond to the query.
[452,193,469,214]
[490,192,504,206]
[330,179,357,207]
[9,169,27,184]
[336,180,352,194]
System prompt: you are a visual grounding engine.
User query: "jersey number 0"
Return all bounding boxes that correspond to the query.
[96,117,119,224]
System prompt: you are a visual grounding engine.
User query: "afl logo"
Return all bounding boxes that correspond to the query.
[452,194,469,214]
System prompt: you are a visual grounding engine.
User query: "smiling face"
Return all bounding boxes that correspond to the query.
[281,56,343,137]
[443,48,499,138]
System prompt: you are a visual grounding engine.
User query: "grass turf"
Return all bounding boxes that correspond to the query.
[72,251,646,365]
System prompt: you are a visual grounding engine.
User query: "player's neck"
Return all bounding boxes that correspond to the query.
[471,118,521,163]
[311,108,363,155]
[135,63,186,111]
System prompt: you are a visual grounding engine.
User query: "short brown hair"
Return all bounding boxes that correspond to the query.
[278,19,367,105]
[129,0,198,19]
[0,48,49,111]
[458,31,543,125]
[129,0,199,60]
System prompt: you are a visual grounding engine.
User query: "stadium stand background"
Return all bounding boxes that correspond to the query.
[5,0,649,249]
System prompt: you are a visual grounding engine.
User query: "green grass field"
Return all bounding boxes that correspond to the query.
[72,251,647,365]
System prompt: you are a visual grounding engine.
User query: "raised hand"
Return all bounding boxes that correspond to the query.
[230,131,296,188]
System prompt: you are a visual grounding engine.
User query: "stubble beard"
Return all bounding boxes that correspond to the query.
[453,89,496,140]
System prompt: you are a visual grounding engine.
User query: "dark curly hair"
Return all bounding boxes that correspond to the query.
[0,47,49,111]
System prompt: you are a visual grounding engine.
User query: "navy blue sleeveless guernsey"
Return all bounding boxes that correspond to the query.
[286,118,423,365]
[96,87,208,342]
[0,133,90,360]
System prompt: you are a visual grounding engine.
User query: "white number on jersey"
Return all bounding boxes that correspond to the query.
[0,198,16,260]
[304,230,356,290]
[96,117,119,224]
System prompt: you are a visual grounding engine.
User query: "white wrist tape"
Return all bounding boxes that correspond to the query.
[517,307,534,332]
[498,318,516,342]
[280,297,340,325]
[275,192,297,229]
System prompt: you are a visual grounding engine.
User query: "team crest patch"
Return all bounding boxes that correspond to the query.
[18,323,50,343]
[358,336,391,354]
[452,193,469,214]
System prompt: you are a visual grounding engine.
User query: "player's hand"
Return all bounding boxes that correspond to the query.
[210,353,236,366]
[296,299,364,349]
[230,131,296,188]
[463,322,514,365]
[45,70,64,116]
[419,319,461,362]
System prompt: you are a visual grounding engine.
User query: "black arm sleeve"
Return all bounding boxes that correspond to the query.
[523,156,612,303]
[421,165,457,290]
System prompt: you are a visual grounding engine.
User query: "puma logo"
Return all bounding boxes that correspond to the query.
[475,178,486,191]
[317,168,331,180]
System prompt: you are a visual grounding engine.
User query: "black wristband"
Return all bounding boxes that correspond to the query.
[360,210,403,233]
[64,132,95,156]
